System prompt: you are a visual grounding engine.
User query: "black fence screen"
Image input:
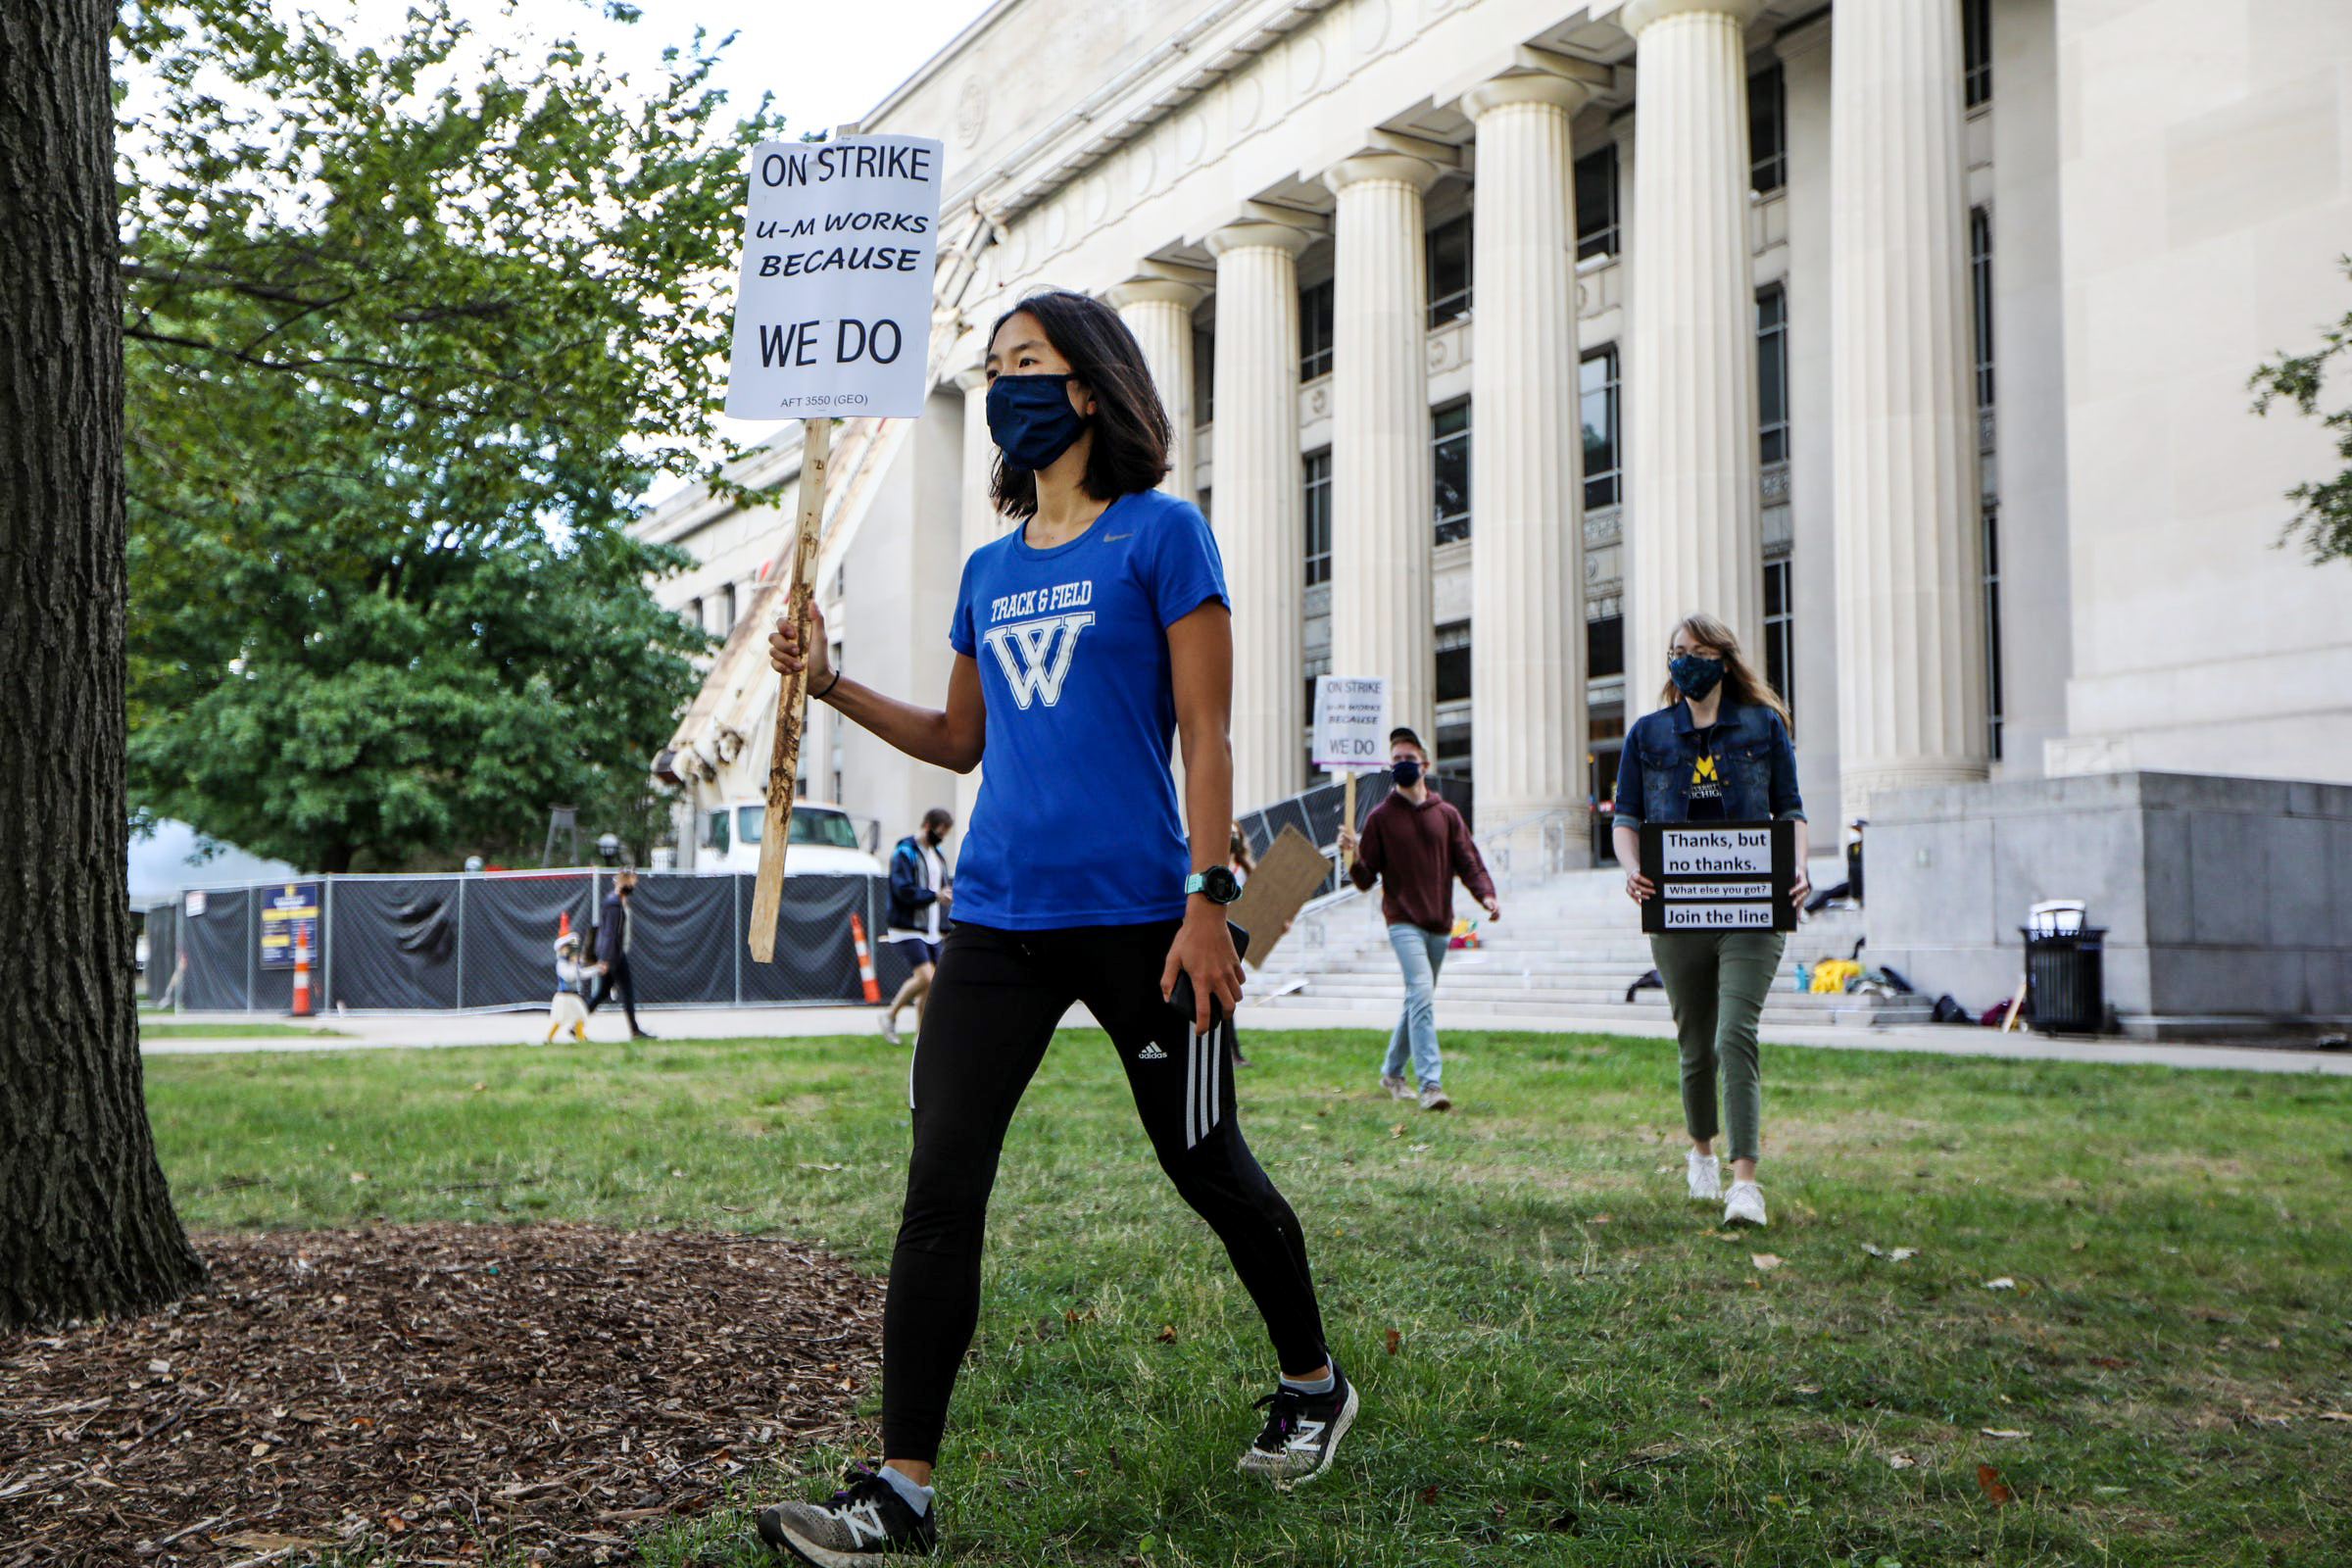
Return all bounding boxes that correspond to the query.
[147,869,889,1014]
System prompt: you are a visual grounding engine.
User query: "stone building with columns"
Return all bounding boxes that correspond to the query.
[639,0,2352,928]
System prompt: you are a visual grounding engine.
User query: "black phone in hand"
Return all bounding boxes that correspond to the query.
[1165,920,1251,1032]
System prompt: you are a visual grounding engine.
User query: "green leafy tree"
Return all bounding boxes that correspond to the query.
[2250,255,2352,566]
[120,0,780,871]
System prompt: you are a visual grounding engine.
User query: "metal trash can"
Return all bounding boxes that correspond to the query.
[2022,925,2107,1034]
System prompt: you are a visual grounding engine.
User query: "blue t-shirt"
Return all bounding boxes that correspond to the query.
[949,487,1228,929]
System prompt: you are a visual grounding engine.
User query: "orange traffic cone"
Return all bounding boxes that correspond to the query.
[291,934,313,1018]
[849,913,881,1004]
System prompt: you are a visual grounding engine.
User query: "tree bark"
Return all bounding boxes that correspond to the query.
[0,0,207,1327]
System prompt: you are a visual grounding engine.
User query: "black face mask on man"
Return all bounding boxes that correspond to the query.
[985,372,1089,471]
[1392,758,1423,788]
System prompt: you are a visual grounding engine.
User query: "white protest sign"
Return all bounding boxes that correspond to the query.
[1311,675,1391,771]
[723,136,945,421]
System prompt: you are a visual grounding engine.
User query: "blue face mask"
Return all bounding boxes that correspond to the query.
[986,372,1088,472]
[1668,654,1726,701]
[1392,758,1423,788]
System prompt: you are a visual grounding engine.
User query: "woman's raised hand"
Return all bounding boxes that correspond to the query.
[766,600,833,685]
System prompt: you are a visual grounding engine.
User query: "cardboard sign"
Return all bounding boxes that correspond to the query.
[1311,675,1390,771]
[1639,821,1797,933]
[723,136,945,420]
[1226,825,1333,971]
[259,881,320,967]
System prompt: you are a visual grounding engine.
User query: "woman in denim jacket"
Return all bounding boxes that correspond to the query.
[1611,613,1810,1227]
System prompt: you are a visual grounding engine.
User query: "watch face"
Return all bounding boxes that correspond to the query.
[1201,865,1242,904]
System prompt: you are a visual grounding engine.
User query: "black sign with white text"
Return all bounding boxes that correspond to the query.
[1640,820,1797,934]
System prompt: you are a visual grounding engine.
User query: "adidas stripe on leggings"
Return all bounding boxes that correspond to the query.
[880,918,1329,1464]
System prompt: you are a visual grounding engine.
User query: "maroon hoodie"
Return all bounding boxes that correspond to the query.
[1347,790,1495,934]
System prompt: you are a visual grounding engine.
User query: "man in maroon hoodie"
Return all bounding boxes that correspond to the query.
[1335,727,1499,1111]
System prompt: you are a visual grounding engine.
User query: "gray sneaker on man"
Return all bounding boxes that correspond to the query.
[1379,1073,1414,1102]
[1417,1084,1451,1112]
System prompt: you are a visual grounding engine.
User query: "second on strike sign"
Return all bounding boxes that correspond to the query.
[723,136,945,421]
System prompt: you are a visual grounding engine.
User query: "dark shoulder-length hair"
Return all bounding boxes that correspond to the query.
[987,290,1170,519]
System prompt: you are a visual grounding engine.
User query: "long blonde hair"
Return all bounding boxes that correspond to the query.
[1654,612,1792,737]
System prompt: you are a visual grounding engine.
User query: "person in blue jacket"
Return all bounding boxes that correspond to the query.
[1612,612,1810,1229]
[879,808,954,1046]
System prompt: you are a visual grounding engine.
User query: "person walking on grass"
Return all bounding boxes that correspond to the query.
[1335,726,1499,1114]
[1612,613,1809,1228]
[753,290,1353,1566]
[879,808,955,1047]
[585,869,653,1040]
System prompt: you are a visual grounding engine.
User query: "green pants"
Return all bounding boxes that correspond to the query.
[1649,929,1787,1166]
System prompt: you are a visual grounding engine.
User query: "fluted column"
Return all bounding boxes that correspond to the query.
[954,363,998,829]
[1830,0,1988,818]
[1622,0,1766,690]
[1107,279,1202,503]
[1323,152,1443,749]
[1463,73,1592,828]
[1206,221,1315,808]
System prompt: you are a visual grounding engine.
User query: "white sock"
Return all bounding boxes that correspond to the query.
[877,1463,933,1516]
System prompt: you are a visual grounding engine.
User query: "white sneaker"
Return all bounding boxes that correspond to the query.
[1723,1180,1768,1227]
[1417,1084,1452,1112]
[879,1012,902,1047]
[1686,1152,1721,1201]
[1378,1074,1414,1101]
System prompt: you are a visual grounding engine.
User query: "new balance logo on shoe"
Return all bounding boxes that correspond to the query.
[1137,1042,1167,1060]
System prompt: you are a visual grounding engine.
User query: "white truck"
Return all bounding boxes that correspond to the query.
[697,798,884,879]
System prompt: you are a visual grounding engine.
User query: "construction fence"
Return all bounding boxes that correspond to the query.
[145,869,911,1015]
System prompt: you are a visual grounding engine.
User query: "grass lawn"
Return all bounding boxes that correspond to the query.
[147,1031,2352,1567]
[139,1021,352,1039]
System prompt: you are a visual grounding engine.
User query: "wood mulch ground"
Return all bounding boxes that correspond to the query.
[0,1225,885,1566]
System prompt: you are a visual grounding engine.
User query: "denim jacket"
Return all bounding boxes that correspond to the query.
[1611,699,1805,830]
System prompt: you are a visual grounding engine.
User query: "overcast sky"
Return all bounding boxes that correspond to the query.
[301,0,998,140]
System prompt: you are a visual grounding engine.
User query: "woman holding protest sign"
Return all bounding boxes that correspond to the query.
[1612,613,1809,1229]
[753,291,1351,1565]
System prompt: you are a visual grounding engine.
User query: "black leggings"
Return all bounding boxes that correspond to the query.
[881,919,1328,1463]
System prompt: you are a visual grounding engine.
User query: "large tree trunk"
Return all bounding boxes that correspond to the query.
[0,0,207,1328]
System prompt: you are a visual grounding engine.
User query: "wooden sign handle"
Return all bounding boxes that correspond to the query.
[1340,772,1356,875]
[748,416,833,963]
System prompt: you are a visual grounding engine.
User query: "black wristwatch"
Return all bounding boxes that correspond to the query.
[1185,866,1242,905]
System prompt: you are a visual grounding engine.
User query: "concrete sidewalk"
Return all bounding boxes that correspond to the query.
[140,1002,2352,1075]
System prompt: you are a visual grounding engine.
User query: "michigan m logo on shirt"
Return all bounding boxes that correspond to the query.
[981,612,1096,710]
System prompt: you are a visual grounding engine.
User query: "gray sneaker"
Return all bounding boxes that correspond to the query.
[1237,1360,1359,1484]
[1417,1084,1452,1112]
[756,1466,936,1564]
[1378,1073,1413,1101]
[879,1012,902,1048]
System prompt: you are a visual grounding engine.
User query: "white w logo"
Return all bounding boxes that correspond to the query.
[981,612,1095,710]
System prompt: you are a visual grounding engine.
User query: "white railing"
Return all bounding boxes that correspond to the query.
[1475,806,1593,893]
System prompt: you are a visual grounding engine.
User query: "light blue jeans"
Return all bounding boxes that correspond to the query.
[1381,924,1451,1089]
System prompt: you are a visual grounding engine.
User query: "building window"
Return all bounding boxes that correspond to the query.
[1427,213,1472,327]
[1587,613,1624,680]
[1762,560,1793,711]
[1299,278,1335,381]
[1436,620,1471,705]
[1749,63,1786,195]
[1964,0,1992,108]
[1576,144,1619,261]
[1581,348,1620,510]
[1971,205,2001,760]
[719,582,737,632]
[1432,400,1472,546]
[1302,449,1332,587]
[686,597,704,631]
[1971,208,1995,410]
[1198,486,1212,529]
[1302,649,1330,782]
[1757,285,1788,466]
[1194,328,1214,424]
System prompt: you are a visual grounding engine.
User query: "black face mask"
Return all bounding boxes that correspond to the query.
[1392,759,1423,788]
[1668,654,1727,701]
[985,372,1088,471]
